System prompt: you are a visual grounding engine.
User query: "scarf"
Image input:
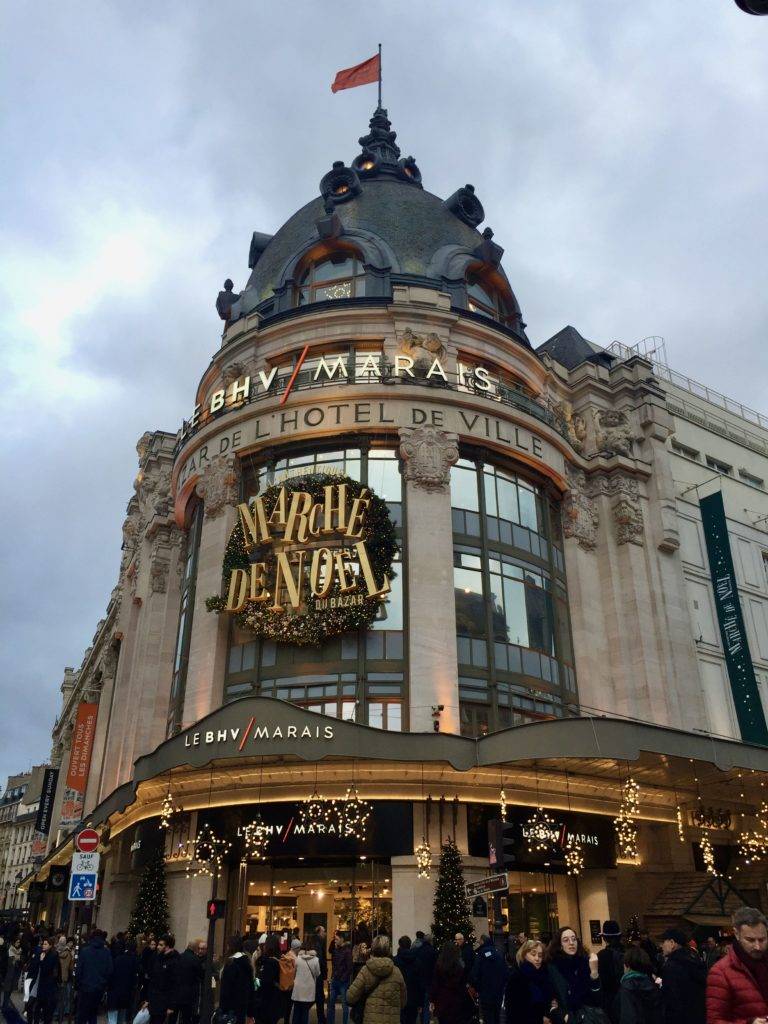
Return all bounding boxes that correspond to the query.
[734,942,768,1002]
[519,960,549,1005]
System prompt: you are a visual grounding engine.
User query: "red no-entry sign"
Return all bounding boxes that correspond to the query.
[75,828,100,853]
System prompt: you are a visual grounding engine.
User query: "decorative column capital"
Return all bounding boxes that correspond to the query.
[398,426,459,493]
[195,454,241,519]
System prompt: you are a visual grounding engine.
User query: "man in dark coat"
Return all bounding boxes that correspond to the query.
[455,934,475,983]
[707,906,768,1024]
[176,941,205,1024]
[469,935,507,1024]
[76,931,114,1024]
[659,927,706,1024]
[313,927,327,1024]
[219,937,256,1024]
[107,941,139,1023]
[412,933,435,1024]
[394,937,425,1024]
[147,935,181,1024]
[597,920,626,1024]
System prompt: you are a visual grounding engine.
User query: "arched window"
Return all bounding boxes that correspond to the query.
[465,269,512,325]
[296,253,366,306]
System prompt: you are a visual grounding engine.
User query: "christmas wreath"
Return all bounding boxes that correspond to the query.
[206,472,398,646]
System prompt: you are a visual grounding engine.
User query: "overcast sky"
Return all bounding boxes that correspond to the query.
[1,0,767,789]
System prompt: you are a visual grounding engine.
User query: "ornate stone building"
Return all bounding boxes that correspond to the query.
[30,108,768,946]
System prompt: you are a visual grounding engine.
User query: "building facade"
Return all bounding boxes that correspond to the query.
[1,766,49,916]
[29,108,768,948]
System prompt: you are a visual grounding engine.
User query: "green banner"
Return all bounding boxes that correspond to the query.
[700,491,768,745]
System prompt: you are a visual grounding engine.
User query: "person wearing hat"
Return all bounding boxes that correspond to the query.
[658,927,705,1024]
[597,921,625,1024]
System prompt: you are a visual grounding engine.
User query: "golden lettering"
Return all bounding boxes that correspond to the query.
[284,490,313,543]
[249,563,270,602]
[271,551,306,611]
[345,492,371,538]
[225,569,249,612]
[267,487,288,529]
[333,551,358,593]
[355,540,391,598]
[322,483,348,534]
[309,548,334,598]
[238,501,271,550]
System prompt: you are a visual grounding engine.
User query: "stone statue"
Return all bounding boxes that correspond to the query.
[216,279,241,322]
[398,328,446,377]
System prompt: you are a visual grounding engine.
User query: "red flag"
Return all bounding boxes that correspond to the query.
[331,53,380,94]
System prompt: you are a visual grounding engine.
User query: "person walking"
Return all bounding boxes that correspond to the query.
[347,936,406,1024]
[107,939,139,1024]
[291,937,320,1024]
[429,943,475,1024]
[454,937,475,985]
[256,933,283,1024]
[394,937,424,1024]
[175,941,204,1024]
[3,936,22,1014]
[139,938,158,1003]
[328,931,353,1024]
[33,937,61,1024]
[314,928,328,1024]
[598,921,626,1024]
[619,947,662,1024]
[657,928,705,1024]
[413,934,436,1024]
[55,937,75,1024]
[545,926,602,1021]
[219,936,256,1024]
[504,939,559,1024]
[707,906,768,1024]
[469,935,507,1024]
[147,934,180,1024]
[76,930,114,1024]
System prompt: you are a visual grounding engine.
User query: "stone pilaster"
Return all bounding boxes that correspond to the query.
[399,427,460,733]
[181,455,241,727]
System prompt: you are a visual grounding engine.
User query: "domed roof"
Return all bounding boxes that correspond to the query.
[232,108,524,338]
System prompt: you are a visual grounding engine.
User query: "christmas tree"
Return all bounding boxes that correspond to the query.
[432,837,474,950]
[128,847,170,937]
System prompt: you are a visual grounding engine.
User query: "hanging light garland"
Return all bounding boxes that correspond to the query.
[739,802,768,865]
[186,820,232,878]
[242,759,269,861]
[563,771,583,876]
[499,768,507,821]
[300,765,336,829]
[676,805,685,843]
[339,783,372,841]
[700,831,718,877]
[525,806,556,853]
[159,771,182,830]
[614,775,640,861]
[415,772,432,880]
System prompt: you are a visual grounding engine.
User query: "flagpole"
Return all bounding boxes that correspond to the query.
[378,42,382,108]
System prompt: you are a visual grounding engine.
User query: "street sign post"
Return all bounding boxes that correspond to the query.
[75,829,100,853]
[465,872,509,897]
[68,852,100,901]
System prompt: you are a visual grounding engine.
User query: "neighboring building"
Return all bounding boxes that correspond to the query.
[1,767,48,914]
[29,108,768,946]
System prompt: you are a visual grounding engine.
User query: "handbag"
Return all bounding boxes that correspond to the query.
[350,975,380,1024]
[132,1009,150,1024]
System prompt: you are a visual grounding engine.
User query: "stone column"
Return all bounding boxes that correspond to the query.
[182,454,240,728]
[399,427,460,734]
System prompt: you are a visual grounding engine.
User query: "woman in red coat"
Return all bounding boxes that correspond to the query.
[706,907,768,1024]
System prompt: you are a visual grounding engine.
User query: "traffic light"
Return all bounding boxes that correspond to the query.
[206,898,226,920]
[487,819,516,868]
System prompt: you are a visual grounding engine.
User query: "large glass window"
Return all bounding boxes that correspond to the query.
[297,255,366,305]
[166,502,203,736]
[465,271,513,325]
[226,447,406,729]
[452,457,575,736]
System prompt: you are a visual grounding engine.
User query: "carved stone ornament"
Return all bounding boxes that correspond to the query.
[397,327,447,374]
[595,409,633,458]
[101,645,119,679]
[587,473,645,547]
[196,453,241,518]
[149,551,171,593]
[398,426,459,492]
[562,466,599,551]
[612,497,644,546]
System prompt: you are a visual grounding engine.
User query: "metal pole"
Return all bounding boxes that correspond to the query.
[201,861,219,1024]
[377,43,382,108]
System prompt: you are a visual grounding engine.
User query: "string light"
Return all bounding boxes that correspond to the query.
[185,821,232,878]
[242,813,269,861]
[739,802,768,865]
[614,776,640,861]
[160,790,182,830]
[524,806,556,854]
[676,805,685,844]
[339,784,372,840]
[564,834,584,876]
[700,831,718,877]
[415,838,433,878]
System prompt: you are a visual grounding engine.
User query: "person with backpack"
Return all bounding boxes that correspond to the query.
[328,932,353,1024]
[598,921,626,1024]
[291,937,320,1024]
[278,939,299,1024]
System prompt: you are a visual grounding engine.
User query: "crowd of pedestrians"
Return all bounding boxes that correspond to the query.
[3,905,768,1024]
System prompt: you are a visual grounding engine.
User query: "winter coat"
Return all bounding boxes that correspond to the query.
[57,945,74,984]
[415,941,437,991]
[598,941,626,1023]
[0,942,8,988]
[3,944,21,994]
[219,953,256,1024]
[547,952,602,1016]
[458,945,475,983]
[331,942,353,985]
[620,970,663,1024]
[148,948,181,1016]
[256,955,282,1024]
[429,964,475,1024]
[504,961,557,1024]
[706,944,768,1024]
[660,946,706,1024]
[77,935,114,994]
[107,951,139,1011]
[36,950,61,1003]
[469,941,508,1006]
[347,956,407,1024]
[176,949,204,1009]
[394,948,425,1008]
[292,951,320,1003]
